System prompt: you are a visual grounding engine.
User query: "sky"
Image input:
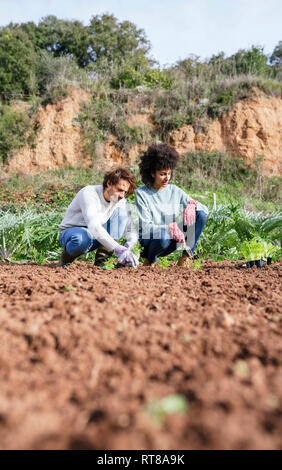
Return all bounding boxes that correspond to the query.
[0,0,281,66]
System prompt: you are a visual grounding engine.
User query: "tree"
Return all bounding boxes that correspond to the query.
[231,46,269,76]
[36,16,90,67]
[88,13,150,65]
[0,27,37,99]
[1,14,151,70]
[270,41,282,65]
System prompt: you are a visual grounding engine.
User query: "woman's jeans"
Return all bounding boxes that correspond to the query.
[140,210,207,264]
[59,207,128,258]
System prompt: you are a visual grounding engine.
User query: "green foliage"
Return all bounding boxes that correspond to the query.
[192,258,203,269]
[152,46,281,137]
[102,255,116,270]
[36,51,87,104]
[196,205,281,261]
[0,104,37,163]
[207,83,250,118]
[88,14,150,66]
[110,54,171,89]
[240,238,279,261]
[145,394,188,426]
[8,14,151,69]
[0,208,63,262]
[232,46,269,76]
[0,27,37,99]
[157,257,171,269]
[174,151,282,204]
[78,92,152,157]
[270,41,282,65]
[131,240,142,257]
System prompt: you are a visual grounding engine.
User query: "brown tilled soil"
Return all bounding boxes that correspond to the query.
[0,260,281,450]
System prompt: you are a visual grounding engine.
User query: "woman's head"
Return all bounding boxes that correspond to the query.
[139,144,180,187]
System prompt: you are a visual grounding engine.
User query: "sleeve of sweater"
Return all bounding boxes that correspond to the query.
[79,187,120,251]
[178,186,209,215]
[135,188,166,239]
[123,201,138,247]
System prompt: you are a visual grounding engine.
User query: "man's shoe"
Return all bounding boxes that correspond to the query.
[177,254,193,267]
[143,258,156,267]
[143,258,151,266]
[94,244,114,267]
[59,249,76,267]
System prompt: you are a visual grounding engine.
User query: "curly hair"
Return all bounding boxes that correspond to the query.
[103,167,137,196]
[139,144,180,186]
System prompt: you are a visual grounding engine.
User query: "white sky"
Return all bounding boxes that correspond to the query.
[0,0,281,66]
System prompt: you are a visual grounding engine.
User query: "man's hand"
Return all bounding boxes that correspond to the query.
[183,200,197,225]
[114,245,139,268]
[168,222,184,243]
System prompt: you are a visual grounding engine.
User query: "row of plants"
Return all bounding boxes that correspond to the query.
[0,201,280,266]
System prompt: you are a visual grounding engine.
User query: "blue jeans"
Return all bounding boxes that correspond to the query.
[140,210,207,264]
[59,207,128,258]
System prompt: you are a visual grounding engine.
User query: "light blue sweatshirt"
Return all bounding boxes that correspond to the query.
[135,184,208,239]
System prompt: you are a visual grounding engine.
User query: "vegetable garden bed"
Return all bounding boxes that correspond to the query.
[0,260,281,449]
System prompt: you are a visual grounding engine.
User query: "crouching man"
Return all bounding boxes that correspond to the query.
[58,167,139,268]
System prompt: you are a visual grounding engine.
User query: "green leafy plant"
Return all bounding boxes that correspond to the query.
[0,104,37,163]
[132,240,142,258]
[145,394,188,426]
[192,258,203,269]
[102,254,116,270]
[157,257,171,269]
[240,238,279,261]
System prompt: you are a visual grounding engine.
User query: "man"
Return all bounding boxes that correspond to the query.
[58,167,139,268]
[135,144,209,266]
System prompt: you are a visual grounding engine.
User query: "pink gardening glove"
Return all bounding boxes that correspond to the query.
[168,222,184,243]
[183,200,197,225]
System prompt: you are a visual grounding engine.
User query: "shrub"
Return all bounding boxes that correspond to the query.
[36,51,89,104]
[0,104,37,163]
[174,151,282,204]
[0,28,37,99]
[78,92,152,157]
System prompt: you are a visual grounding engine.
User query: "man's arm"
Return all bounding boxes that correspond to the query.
[123,201,138,248]
[80,187,120,251]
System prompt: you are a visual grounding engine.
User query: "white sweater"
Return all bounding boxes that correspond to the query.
[59,185,138,251]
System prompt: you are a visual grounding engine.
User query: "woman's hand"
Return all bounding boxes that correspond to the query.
[168,222,184,243]
[183,200,197,225]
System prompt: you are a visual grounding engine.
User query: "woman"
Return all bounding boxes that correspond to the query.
[135,144,208,266]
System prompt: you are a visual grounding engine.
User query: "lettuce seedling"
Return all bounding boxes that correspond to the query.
[240,238,279,262]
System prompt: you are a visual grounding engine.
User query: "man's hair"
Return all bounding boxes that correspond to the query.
[139,144,180,186]
[103,167,137,196]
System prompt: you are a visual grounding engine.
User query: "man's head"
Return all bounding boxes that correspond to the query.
[139,144,180,188]
[103,167,137,202]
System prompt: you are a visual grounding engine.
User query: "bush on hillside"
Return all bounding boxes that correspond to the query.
[0,28,37,99]
[0,104,37,163]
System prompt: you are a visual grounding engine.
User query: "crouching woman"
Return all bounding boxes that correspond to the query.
[135,144,209,266]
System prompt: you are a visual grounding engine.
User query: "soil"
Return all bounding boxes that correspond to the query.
[0,260,281,450]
